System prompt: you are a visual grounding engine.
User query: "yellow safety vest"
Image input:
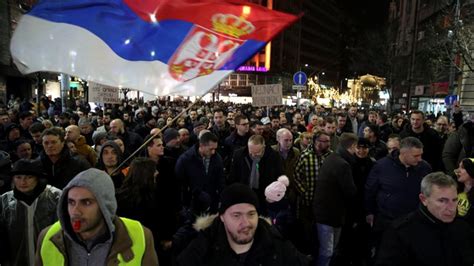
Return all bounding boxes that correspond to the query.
[458,192,471,217]
[40,217,145,265]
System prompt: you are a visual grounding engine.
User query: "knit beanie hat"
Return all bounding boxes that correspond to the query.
[265,175,289,203]
[219,183,259,214]
[10,159,46,179]
[357,137,370,148]
[462,158,474,177]
[366,124,380,137]
[163,128,179,143]
[191,188,212,214]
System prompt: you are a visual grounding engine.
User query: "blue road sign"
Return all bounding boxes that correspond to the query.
[444,95,458,106]
[293,71,307,85]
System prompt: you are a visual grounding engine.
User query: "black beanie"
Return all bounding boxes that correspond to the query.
[462,158,474,177]
[219,183,259,214]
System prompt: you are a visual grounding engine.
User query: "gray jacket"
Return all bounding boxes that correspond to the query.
[0,184,61,266]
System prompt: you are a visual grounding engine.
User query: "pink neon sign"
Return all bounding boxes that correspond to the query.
[237,66,268,72]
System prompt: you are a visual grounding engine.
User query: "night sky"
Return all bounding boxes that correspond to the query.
[338,0,391,29]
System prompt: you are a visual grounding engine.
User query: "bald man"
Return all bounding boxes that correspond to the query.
[65,125,97,166]
[109,119,143,156]
[271,128,300,206]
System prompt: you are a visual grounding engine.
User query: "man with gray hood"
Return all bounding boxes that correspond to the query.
[35,168,158,265]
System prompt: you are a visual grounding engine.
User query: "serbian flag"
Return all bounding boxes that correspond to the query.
[10,0,298,96]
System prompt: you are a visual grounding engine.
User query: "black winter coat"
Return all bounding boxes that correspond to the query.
[228,145,283,207]
[400,125,444,171]
[39,146,91,189]
[176,144,225,212]
[313,147,357,227]
[442,121,474,175]
[365,151,432,219]
[176,215,309,266]
[375,205,474,266]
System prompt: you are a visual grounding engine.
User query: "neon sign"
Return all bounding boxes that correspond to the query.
[237,66,268,72]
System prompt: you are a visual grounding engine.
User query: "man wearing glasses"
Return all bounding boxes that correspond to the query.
[293,131,332,254]
[225,114,251,156]
[434,116,449,145]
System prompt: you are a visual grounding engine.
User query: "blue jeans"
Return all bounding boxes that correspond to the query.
[316,223,342,266]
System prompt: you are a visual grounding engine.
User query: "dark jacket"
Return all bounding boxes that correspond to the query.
[400,125,444,171]
[313,147,357,227]
[176,215,309,266]
[350,156,375,222]
[176,144,225,212]
[365,151,432,219]
[368,139,388,160]
[375,205,474,266]
[97,141,125,189]
[38,146,91,189]
[271,144,300,204]
[210,124,231,159]
[442,121,474,175]
[379,123,393,142]
[228,145,283,206]
[224,131,251,158]
[118,130,144,157]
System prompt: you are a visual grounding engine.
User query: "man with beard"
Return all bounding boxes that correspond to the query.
[108,119,143,157]
[294,131,332,253]
[96,141,125,189]
[177,183,308,266]
[35,168,158,265]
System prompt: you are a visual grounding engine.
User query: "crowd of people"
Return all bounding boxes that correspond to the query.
[0,95,473,265]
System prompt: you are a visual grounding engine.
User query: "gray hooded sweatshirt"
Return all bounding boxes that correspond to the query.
[57,168,117,266]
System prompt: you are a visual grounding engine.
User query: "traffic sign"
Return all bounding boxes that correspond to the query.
[293,71,307,85]
[292,85,307,91]
[444,95,458,106]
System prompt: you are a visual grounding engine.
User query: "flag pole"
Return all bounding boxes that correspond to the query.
[111,90,208,175]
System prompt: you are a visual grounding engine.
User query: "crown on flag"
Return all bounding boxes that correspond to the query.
[211,13,255,38]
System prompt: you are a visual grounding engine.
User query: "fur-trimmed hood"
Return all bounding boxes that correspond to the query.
[177,213,310,265]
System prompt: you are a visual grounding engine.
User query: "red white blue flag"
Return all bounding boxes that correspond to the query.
[10,0,298,96]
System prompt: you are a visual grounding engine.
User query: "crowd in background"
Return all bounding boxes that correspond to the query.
[0,94,473,266]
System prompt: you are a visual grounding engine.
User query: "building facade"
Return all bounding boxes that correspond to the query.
[387,0,474,112]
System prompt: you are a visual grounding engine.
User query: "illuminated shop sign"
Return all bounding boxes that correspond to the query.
[237,66,268,72]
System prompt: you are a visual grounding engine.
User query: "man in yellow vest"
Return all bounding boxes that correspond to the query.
[35,168,158,265]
